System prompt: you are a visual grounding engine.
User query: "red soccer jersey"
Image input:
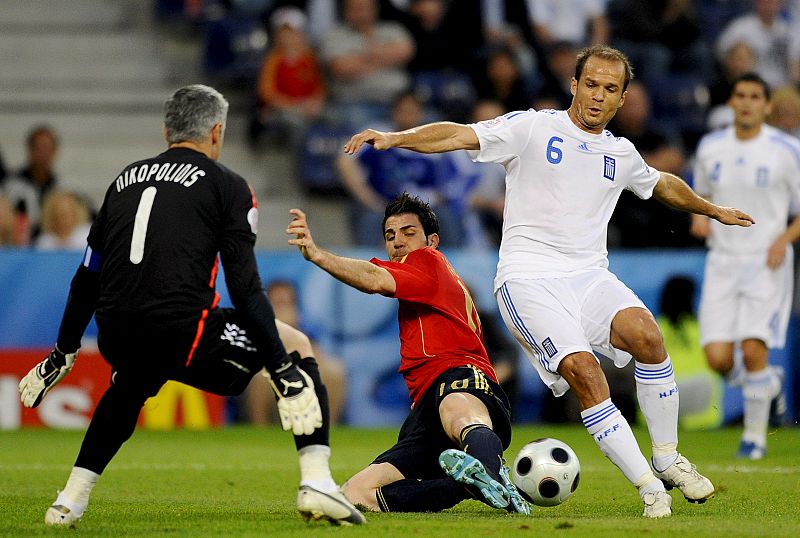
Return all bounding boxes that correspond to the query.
[371,247,498,403]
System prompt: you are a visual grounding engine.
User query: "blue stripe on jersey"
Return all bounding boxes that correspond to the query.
[82,245,102,272]
[582,403,618,428]
[768,133,800,168]
[502,108,534,120]
[499,284,552,373]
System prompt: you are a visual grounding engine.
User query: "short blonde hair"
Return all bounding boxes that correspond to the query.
[40,191,89,236]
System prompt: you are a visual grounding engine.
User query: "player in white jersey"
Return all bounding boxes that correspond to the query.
[343,45,756,518]
[691,73,800,460]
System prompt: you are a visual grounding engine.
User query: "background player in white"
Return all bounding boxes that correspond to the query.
[691,72,800,460]
[343,45,755,518]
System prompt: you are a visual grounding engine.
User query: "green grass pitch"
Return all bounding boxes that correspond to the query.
[1,424,798,537]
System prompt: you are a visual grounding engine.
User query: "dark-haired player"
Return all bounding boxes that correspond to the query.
[287,192,529,515]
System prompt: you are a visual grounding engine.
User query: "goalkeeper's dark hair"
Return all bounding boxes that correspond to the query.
[383,192,440,238]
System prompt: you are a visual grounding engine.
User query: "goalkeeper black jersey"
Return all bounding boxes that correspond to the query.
[87,147,262,330]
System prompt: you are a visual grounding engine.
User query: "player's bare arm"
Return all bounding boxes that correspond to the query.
[652,172,755,227]
[287,209,397,295]
[344,122,479,155]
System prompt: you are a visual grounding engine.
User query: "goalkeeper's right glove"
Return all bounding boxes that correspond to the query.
[265,356,323,436]
[18,346,78,408]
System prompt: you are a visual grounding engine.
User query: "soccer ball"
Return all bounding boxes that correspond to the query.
[511,438,580,507]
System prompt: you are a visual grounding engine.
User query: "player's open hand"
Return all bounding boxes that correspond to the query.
[344,129,396,154]
[287,209,319,261]
[713,206,755,227]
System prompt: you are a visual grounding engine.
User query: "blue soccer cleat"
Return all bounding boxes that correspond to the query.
[499,463,532,515]
[439,449,510,510]
[736,441,766,461]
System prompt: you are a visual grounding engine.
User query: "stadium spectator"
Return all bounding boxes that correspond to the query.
[18,85,363,527]
[0,144,6,184]
[287,193,529,514]
[707,41,757,130]
[716,0,800,90]
[404,0,453,74]
[319,0,415,129]
[609,0,714,87]
[537,41,580,109]
[249,6,326,149]
[464,100,507,247]
[2,125,60,239]
[526,0,609,48]
[607,80,695,248]
[342,45,756,518]
[767,84,800,138]
[655,276,724,431]
[0,194,17,246]
[337,90,464,246]
[475,46,534,114]
[690,73,800,460]
[34,191,92,251]
[241,279,348,425]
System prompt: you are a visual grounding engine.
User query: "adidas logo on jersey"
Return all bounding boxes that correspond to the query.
[576,142,591,153]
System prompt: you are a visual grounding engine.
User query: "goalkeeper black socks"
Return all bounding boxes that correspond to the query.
[460,424,504,482]
[377,478,468,512]
[293,356,330,451]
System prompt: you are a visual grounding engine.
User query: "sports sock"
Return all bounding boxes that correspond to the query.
[298,445,337,493]
[725,350,746,387]
[635,357,679,472]
[581,399,664,497]
[459,424,503,482]
[292,356,330,451]
[377,478,468,512]
[54,467,100,517]
[742,369,778,448]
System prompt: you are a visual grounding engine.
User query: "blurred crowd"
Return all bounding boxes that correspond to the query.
[4,0,800,252]
[166,0,800,249]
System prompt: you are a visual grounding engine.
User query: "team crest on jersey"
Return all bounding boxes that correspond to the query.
[603,156,616,181]
[542,337,558,358]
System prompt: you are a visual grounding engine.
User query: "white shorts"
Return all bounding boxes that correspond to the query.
[495,269,646,397]
[698,249,793,349]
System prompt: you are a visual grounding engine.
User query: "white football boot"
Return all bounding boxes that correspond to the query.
[297,485,365,525]
[642,490,672,518]
[653,454,714,503]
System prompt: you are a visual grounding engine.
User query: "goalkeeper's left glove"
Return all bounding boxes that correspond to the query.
[265,357,323,436]
[18,346,78,408]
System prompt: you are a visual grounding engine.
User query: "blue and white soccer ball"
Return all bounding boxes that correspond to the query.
[511,438,580,507]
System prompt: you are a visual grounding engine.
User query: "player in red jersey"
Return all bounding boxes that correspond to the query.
[287,193,529,514]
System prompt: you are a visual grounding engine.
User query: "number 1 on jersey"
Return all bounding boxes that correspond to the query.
[130,186,157,264]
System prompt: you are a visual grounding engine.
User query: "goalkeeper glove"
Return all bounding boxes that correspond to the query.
[19,346,78,408]
[266,357,323,436]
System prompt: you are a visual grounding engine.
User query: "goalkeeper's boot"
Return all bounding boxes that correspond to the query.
[499,463,531,515]
[439,449,510,510]
[44,491,86,527]
[653,454,714,503]
[768,366,787,428]
[736,440,766,460]
[641,490,672,519]
[297,485,365,526]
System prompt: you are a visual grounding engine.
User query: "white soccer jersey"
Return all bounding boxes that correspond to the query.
[693,125,800,254]
[468,109,661,288]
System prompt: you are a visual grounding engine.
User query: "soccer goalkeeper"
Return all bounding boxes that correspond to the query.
[18,85,363,527]
[288,193,529,514]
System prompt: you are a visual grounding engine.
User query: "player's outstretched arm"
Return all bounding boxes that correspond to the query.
[343,122,479,155]
[652,172,755,227]
[287,209,396,295]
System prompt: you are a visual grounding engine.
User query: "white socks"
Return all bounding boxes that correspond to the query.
[581,399,663,498]
[742,369,779,448]
[298,444,337,493]
[56,467,100,517]
[635,356,679,472]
